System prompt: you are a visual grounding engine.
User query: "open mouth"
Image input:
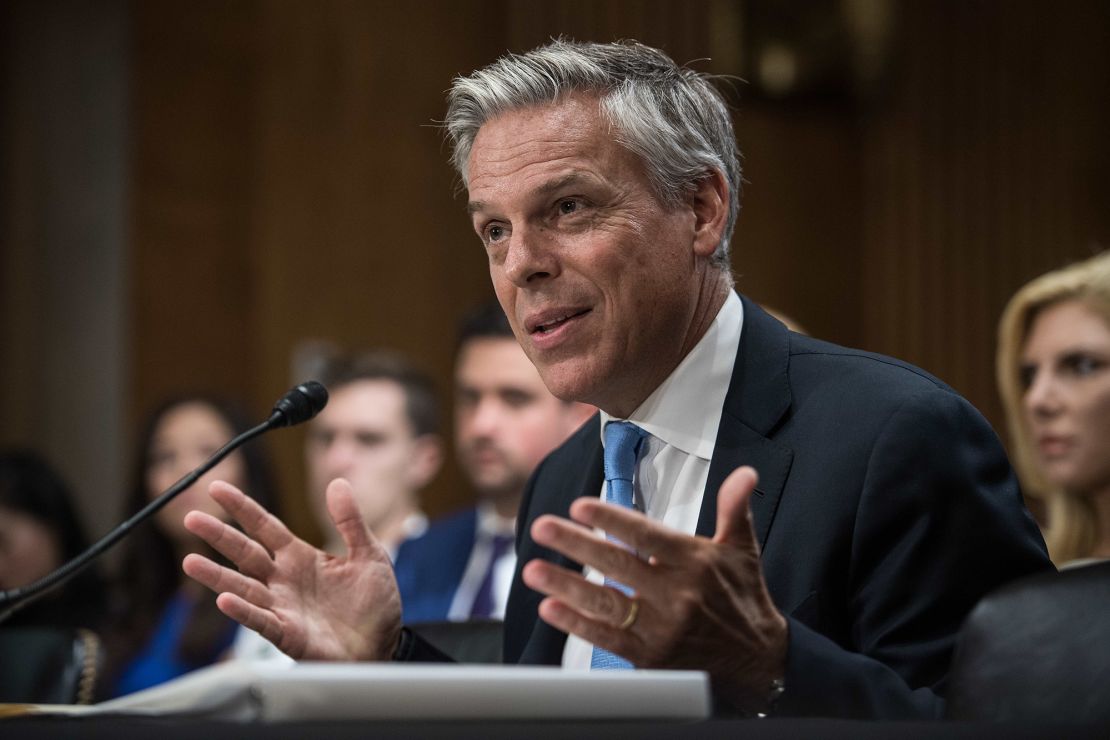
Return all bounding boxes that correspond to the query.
[530,308,591,335]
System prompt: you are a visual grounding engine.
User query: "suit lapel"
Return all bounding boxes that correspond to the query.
[696,295,794,547]
[546,422,604,533]
[518,419,604,665]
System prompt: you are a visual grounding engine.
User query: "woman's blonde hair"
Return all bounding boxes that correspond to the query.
[997,250,1110,563]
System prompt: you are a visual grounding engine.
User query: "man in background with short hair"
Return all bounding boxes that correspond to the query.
[231,349,445,663]
[307,350,444,558]
[395,303,593,622]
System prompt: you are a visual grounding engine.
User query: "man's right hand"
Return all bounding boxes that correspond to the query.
[182,478,401,662]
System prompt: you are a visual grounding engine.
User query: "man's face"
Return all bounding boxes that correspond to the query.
[466,94,721,416]
[305,379,427,532]
[455,337,592,505]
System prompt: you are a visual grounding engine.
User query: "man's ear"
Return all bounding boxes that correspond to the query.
[407,434,445,490]
[688,169,730,259]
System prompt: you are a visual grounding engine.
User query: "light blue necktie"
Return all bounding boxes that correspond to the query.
[590,420,648,670]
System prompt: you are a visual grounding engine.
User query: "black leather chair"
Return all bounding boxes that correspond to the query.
[407,619,503,664]
[0,627,103,704]
[945,561,1110,722]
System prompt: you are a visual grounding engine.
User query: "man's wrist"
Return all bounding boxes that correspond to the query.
[752,676,786,717]
[715,616,789,716]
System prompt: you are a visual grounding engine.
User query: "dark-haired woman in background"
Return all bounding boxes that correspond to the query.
[0,450,107,630]
[106,396,279,696]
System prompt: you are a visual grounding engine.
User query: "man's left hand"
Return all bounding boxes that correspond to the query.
[522,465,788,710]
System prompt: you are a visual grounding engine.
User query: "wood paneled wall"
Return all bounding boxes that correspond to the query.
[126,0,868,537]
[6,1,1107,540]
[131,2,261,415]
[130,1,503,539]
[860,0,1110,430]
[247,2,500,538]
[1,0,129,537]
[122,0,1110,536]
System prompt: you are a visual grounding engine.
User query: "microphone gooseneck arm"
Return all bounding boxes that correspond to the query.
[0,381,328,624]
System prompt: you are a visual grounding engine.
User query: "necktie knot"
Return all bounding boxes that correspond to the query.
[490,533,514,559]
[603,421,647,485]
[602,422,647,511]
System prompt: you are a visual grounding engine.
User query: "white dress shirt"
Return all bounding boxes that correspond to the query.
[562,291,744,669]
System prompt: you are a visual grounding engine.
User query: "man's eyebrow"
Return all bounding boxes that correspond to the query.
[466,173,595,216]
[535,172,593,199]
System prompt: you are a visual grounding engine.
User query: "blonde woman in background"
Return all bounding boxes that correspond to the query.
[998,250,1110,567]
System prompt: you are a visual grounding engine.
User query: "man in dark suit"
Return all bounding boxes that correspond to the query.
[182,39,1051,718]
[504,294,1050,717]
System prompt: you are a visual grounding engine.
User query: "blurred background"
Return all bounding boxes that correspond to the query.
[2,0,1108,545]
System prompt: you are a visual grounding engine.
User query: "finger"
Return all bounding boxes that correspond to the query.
[209,480,295,554]
[183,506,230,544]
[568,498,691,562]
[184,510,275,579]
[529,514,654,591]
[522,559,631,624]
[325,478,382,561]
[537,597,640,665]
[215,592,288,653]
[182,552,274,609]
[712,466,759,548]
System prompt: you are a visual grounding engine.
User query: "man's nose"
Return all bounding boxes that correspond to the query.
[468,398,503,437]
[503,225,559,286]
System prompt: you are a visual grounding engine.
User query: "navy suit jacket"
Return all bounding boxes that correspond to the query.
[394,508,479,623]
[501,294,1052,718]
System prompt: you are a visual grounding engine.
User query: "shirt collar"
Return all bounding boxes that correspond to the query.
[600,291,743,460]
[477,501,516,538]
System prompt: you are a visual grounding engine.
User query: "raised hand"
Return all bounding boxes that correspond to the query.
[521,465,787,708]
[182,478,401,662]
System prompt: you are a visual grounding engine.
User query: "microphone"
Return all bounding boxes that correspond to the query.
[0,381,329,623]
[269,380,329,428]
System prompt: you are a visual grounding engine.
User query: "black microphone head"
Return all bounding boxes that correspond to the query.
[270,381,329,428]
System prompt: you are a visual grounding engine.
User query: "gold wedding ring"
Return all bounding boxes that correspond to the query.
[618,598,640,630]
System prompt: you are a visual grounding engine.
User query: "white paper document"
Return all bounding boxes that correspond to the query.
[25,661,710,722]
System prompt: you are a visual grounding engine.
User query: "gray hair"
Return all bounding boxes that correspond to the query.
[444,39,741,270]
